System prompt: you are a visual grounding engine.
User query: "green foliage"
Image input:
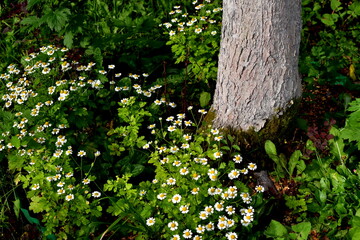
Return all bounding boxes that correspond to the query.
[18,0,177,72]
[300,0,360,87]
[21,7,71,32]
[271,98,360,239]
[162,1,222,83]
[0,45,167,238]
[199,91,211,108]
[1,0,360,239]
[265,220,311,240]
[105,111,267,239]
[0,2,37,71]
[340,98,360,149]
[0,45,269,239]
[265,140,305,179]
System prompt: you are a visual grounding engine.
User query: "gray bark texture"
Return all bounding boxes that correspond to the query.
[212,0,302,132]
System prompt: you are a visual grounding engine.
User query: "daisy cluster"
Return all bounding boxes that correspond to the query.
[159,0,222,82]
[160,0,222,37]
[0,45,165,235]
[137,107,264,239]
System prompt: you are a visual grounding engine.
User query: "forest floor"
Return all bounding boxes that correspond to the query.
[1,82,359,240]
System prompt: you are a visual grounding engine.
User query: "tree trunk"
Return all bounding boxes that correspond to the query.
[211,0,302,134]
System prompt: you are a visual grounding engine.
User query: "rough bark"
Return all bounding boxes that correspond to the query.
[211,0,302,132]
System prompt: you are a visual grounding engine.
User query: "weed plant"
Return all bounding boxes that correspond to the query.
[264,99,360,239]
[300,0,360,87]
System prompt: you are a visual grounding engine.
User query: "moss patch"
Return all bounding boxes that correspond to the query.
[206,98,302,166]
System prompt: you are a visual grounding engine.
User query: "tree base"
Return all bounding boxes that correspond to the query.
[204,98,302,164]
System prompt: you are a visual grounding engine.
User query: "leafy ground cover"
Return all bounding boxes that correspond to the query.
[0,0,359,239]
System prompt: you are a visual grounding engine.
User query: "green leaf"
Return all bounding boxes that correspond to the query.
[265,220,288,238]
[265,140,277,156]
[219,162,227,169]
[351,216,360,227]
[320,177,330,190]
[21,208,41,226]
[330,0,341,11]
[44,8,71,32]
[11,136,21,148]
[232,145,240,151]
[329,172,346,191]
[291,222,311,240]
[348,227,360,240]
[131,164,145,177]
[285,195,307,213]
[8,154,24,171]
[27,0,42,9]
[199,91,211,107]
[64,31,74,48]
[335,203,347,216]
[315,189,327,205]
[221,146,230,151]
[29,196,50,213]
[13,198,21,219]
[321,13,335,26]
[288,150,301,177]
[329,127,347,161]
[227,135,234,144]
[21,15,44,31]
[340,99,360,150]
[296,160,306,174]
[349,1,360,16]
[302,0,312,6]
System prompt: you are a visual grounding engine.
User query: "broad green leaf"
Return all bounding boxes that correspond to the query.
[291,222,311,240]
[64,31,74,48]
[331,0,341,11]
[265,140,277,156]
[264,220,288,238]
[21,15,43,28]
[321,13,335,26]
[199,92,211,107]
[348,227,360,240]
[11,136,21,148]
[351,216,360,227]
[313,2,321,12]
[296,160,306,174]
[349,1,360,15]
[335,203,347,216]
[330,172,346,191]
[44,8,71,32]
[356,208,360,217]
[21,208,41,225]
[232,145,240,151]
